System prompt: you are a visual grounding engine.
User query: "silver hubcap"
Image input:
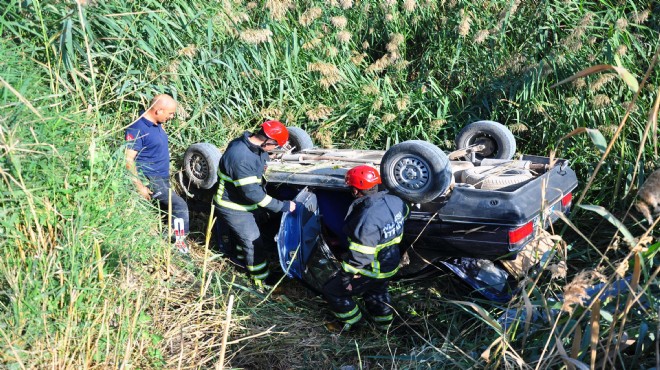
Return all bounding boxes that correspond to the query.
[393,156,429,190]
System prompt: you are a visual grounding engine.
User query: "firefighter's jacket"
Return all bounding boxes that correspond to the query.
[214,132,287,213]
[342,191,409,279]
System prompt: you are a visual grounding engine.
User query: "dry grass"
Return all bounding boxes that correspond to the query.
[1,0,659,368]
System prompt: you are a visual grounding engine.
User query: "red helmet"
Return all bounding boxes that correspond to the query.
[345,165,382,190]
[261,120,289,146]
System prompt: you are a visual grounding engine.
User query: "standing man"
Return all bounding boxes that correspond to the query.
[125,94,190,253]
[215,120,296,289]
[322,165,409,331]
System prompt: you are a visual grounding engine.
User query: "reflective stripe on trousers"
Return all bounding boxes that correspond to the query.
[247,260,269,280]
[322,272,392,326]
[215,206,269,280]
[334,305,362,325]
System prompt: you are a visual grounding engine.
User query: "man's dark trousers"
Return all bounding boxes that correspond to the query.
[147,176,189,235]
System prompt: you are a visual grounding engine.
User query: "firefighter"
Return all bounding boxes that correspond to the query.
[214,120,296,289]
[322,165,409,331]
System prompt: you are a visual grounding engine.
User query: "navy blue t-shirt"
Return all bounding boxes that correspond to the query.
[125,116,170,178]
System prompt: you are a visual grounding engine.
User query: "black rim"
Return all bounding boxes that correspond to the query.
[189,153,209,180]
[470,134,498,158]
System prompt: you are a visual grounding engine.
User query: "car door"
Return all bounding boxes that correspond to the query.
[277,187,341,293]
[278,187,320,279]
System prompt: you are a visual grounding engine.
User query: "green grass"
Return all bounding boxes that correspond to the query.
[1,0,659,368]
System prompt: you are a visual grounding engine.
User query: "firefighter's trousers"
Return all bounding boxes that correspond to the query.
[322,271,394,328]
[216,206,270,282]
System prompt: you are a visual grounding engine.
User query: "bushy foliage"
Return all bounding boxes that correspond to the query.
[1,0,658,368]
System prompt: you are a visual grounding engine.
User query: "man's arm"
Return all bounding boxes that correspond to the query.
[125,148,152,200]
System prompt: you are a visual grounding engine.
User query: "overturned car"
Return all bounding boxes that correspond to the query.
[179,121,578,295]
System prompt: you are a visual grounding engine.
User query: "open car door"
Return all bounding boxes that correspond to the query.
[277,187,341,293]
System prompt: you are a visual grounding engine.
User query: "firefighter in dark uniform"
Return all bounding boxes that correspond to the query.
[322,165,409,331]
[214,120,296,289]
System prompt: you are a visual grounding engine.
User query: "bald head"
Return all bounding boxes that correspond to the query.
[150,94,176,110]
[145,94,177,124]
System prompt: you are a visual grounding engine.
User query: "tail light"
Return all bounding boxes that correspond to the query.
[509,221,534,245]
[561,193,573,209]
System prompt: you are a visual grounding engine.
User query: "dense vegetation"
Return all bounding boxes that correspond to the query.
[1,0,658,368]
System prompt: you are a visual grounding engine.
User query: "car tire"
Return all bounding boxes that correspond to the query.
[183,143,222,189]
[455,120,516,160]
[287,127,314,152]
[380,140,453,203]
[463,165,533,191]
[449,160,474,183]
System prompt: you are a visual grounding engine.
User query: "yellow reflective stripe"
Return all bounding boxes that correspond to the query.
[252,271,269,280]
[345,311,362,324]
[216,175,256,211]
[219,172,260,186]
[349,241,376,255]
[372,235,402,272]
[217,172,272,210]
[335,306,360,319]
[377,235,403,249]
[342,262,399,279]
[344,235,403,277]
[247,261,268,272]
[349,235,402,255]
[377,267,399,279]
[373,314,393,322]
[235,176,260,186]
[217,199,258,211]
[342,262,365,276]
[256,195,273,207]
[219,172,233,182]
[214,178,226,205]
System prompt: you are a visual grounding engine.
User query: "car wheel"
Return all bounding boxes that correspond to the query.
[183,143,222,189]
[380,140,453,203]
[455,120,516,160]
[463,165,533,191]
[176,171,217,210]
[287,127,314,152]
